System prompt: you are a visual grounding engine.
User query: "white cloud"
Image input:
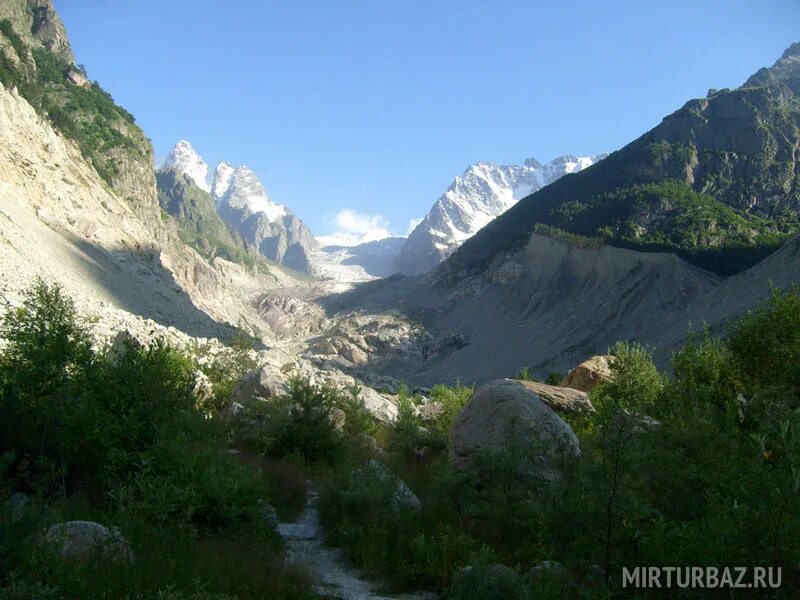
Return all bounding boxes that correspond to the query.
[405,217,423,236]
[321,209,393,246]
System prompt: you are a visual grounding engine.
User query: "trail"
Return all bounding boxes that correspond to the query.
[277,484,436,600]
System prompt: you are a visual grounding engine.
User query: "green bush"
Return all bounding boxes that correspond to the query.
[0,280,313,598]
[231,378,348,464]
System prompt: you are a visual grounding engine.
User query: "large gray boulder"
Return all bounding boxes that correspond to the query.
[449,379,580,477]
[40,521,134,563]
[231,366,288,403]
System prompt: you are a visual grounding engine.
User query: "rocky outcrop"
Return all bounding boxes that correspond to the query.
[449,379,580,477]
[514,380,594,414]
[0,0,74,64]
[40,521,134,563]
[559,355,615,392]
[231,365,289,403]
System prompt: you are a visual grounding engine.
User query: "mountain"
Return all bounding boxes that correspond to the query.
[157,141,318,274]
[162,140,211,193]
[436,42,800,284]
[211,162,318,274]
[396,155,605,275]
[156,167,271,270]
[0,2,302,348]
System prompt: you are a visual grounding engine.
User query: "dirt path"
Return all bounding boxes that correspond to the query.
[277,483,436,600]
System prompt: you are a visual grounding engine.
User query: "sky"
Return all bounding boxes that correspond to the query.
[56,0,799,238]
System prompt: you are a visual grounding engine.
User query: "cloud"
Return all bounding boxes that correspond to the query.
[325,209,393,245]
[405,217,423,236]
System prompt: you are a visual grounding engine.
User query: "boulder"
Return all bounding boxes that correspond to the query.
[40,521,134,564]
[357,385,399,423]
[513,380,594,414]
[231,366,288,403]
[326,406,347,431]
[355,460,421,511]
[449,379,580,477]
[559,355,615,392]
[417,400,444,422]
[106,329,149,363]
[219,401,246,423]
[451,563,521,600]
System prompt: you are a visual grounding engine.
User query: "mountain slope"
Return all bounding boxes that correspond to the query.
[435,43,800,283]
[212,162,318,273]
[397,155,604,275]
[0,2,303,346]
[156,168,274,271]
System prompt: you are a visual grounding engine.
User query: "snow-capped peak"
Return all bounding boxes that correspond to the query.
[213,163,287,223]
[162,140,211,193]
[211,161,235,201]
[396,152,607,275]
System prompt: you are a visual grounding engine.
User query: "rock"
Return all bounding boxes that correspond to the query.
[106,329,149,363]
[513,380,594,414]
[526,560,567,585]
[66,69,90,88]
[355,460,421,512]
[191,369,215,407]
[331,337,369,365]
[40,521,134,564]
[559,355,615,392]
[449,379,580,478]
[417,400,444,422]
[451,563,521,600]
[219,401,246,423]
[326,406,347,431]
[356,385,399,423]
[231,366,288,403]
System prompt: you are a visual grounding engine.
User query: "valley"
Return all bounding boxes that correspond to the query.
[0,1,799,598]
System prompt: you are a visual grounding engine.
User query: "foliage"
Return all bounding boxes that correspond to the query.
[0,21,142,187]
[0,280,313,598]
[317,289,800,597]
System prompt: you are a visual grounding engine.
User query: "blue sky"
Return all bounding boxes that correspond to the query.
[56,0,799,237]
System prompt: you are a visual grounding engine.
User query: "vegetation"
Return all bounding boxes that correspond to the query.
[313,288,800,598]
[442,79,800,280]
[0,280,313,598]
[156,169,274,272]
[0,21,144,187]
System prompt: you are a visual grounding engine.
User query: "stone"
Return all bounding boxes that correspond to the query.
[559,355,615,392]
[513,380,594,414]
[449,379,580,478]
[326,406,347,431]
[191,369,215,407]
[451,563,520,600]
[40,521,134,564]
[231,366,287,403]
[355,460,421,512]
[356,385,399,423]
[219,401,246,423]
